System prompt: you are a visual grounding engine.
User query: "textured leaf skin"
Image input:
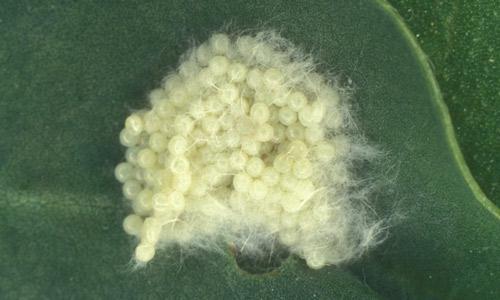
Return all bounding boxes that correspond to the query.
[388,0,500,206]
[0,0,498,299]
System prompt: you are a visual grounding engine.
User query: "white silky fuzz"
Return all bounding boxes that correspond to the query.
[116,31,385,268]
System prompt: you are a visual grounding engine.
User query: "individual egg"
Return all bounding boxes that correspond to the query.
[228,62,248,83]
[137,148,157,168]
[122,179,142,200]
[280,193,304,213]
[115,162,136,183]
[125,114,144,136]
[280,173,300,192]
[168,190,186,212]
[141,217,162,244]
[298,105,315,127]
[195,43,213,66]
[273,153,292,174]
[152,192,169,212]
[209,138,228,159]
[155,100,176,119]
[188,177,209,197]
[255,123,274,142]
[148,132,168,153]
[172,172,192,193]
[313,141,336,163]
[219,83,239,104]
[168,156,190,174]
[197,67,216,89]
[135,243,156,263]
[229,150,248,170]
[158,120,175,138]
[209,33,231,55]
[272,124,286,143]
[250,102,270,124]
[287,140,308,159]
[189,100,206,120]
[235,35,257,58]
[278,106,297,126]
[235,116,254,136]
[119,129,140,147]
[169,87,188,108]
[267,187,284,203]
[245,156,265,178]
[241,138,261,156]
[123,214,143,236]
[272,92,289,107]
[144,111,162,134]
[168,135,188,155]
[288,91,307,112]
[214,153,231,172]
[305,250,327,270]
[263,68,284,88]
[162,74,183,93]
[249,179,268,201]
[125,147,140,165]
[204,94,225,114]
[151,169,171,189]
[134,188,154,215]
[304,125,324,145]
[254,43,273,65]
[260,167,280,186]
[201,115,221,135]
[310,100,326,123]
[254,89,270,104]
[285,123,305,141]
[259,142,274,156]
[293,158,313,179]
[141,168,158,187]
[223,130,241,148]
[246,68,263,90]
[179,59,200,79]
[148,88,168,107]
[230,97,250,116]
[174,115,195,136]
[219,113,235,131]
[233,172,253,193]
[208,55,229,76]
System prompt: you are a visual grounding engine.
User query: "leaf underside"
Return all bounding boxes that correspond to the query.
[0,0,498,299]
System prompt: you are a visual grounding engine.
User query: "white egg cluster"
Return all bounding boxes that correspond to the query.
[115,32,382,269]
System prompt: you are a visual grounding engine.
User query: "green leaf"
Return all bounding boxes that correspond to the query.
[388,0,500,211]
[0,0,498,299]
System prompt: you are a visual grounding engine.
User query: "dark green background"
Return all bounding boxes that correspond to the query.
[0,0,498,299]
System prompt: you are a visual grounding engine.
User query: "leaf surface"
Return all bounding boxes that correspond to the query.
[0,0,498,299]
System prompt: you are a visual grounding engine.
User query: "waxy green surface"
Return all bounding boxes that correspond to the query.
[389,0,500,208]
[0,0,498,299]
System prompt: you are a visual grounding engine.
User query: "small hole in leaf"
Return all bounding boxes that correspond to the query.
[232,241,290,275]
